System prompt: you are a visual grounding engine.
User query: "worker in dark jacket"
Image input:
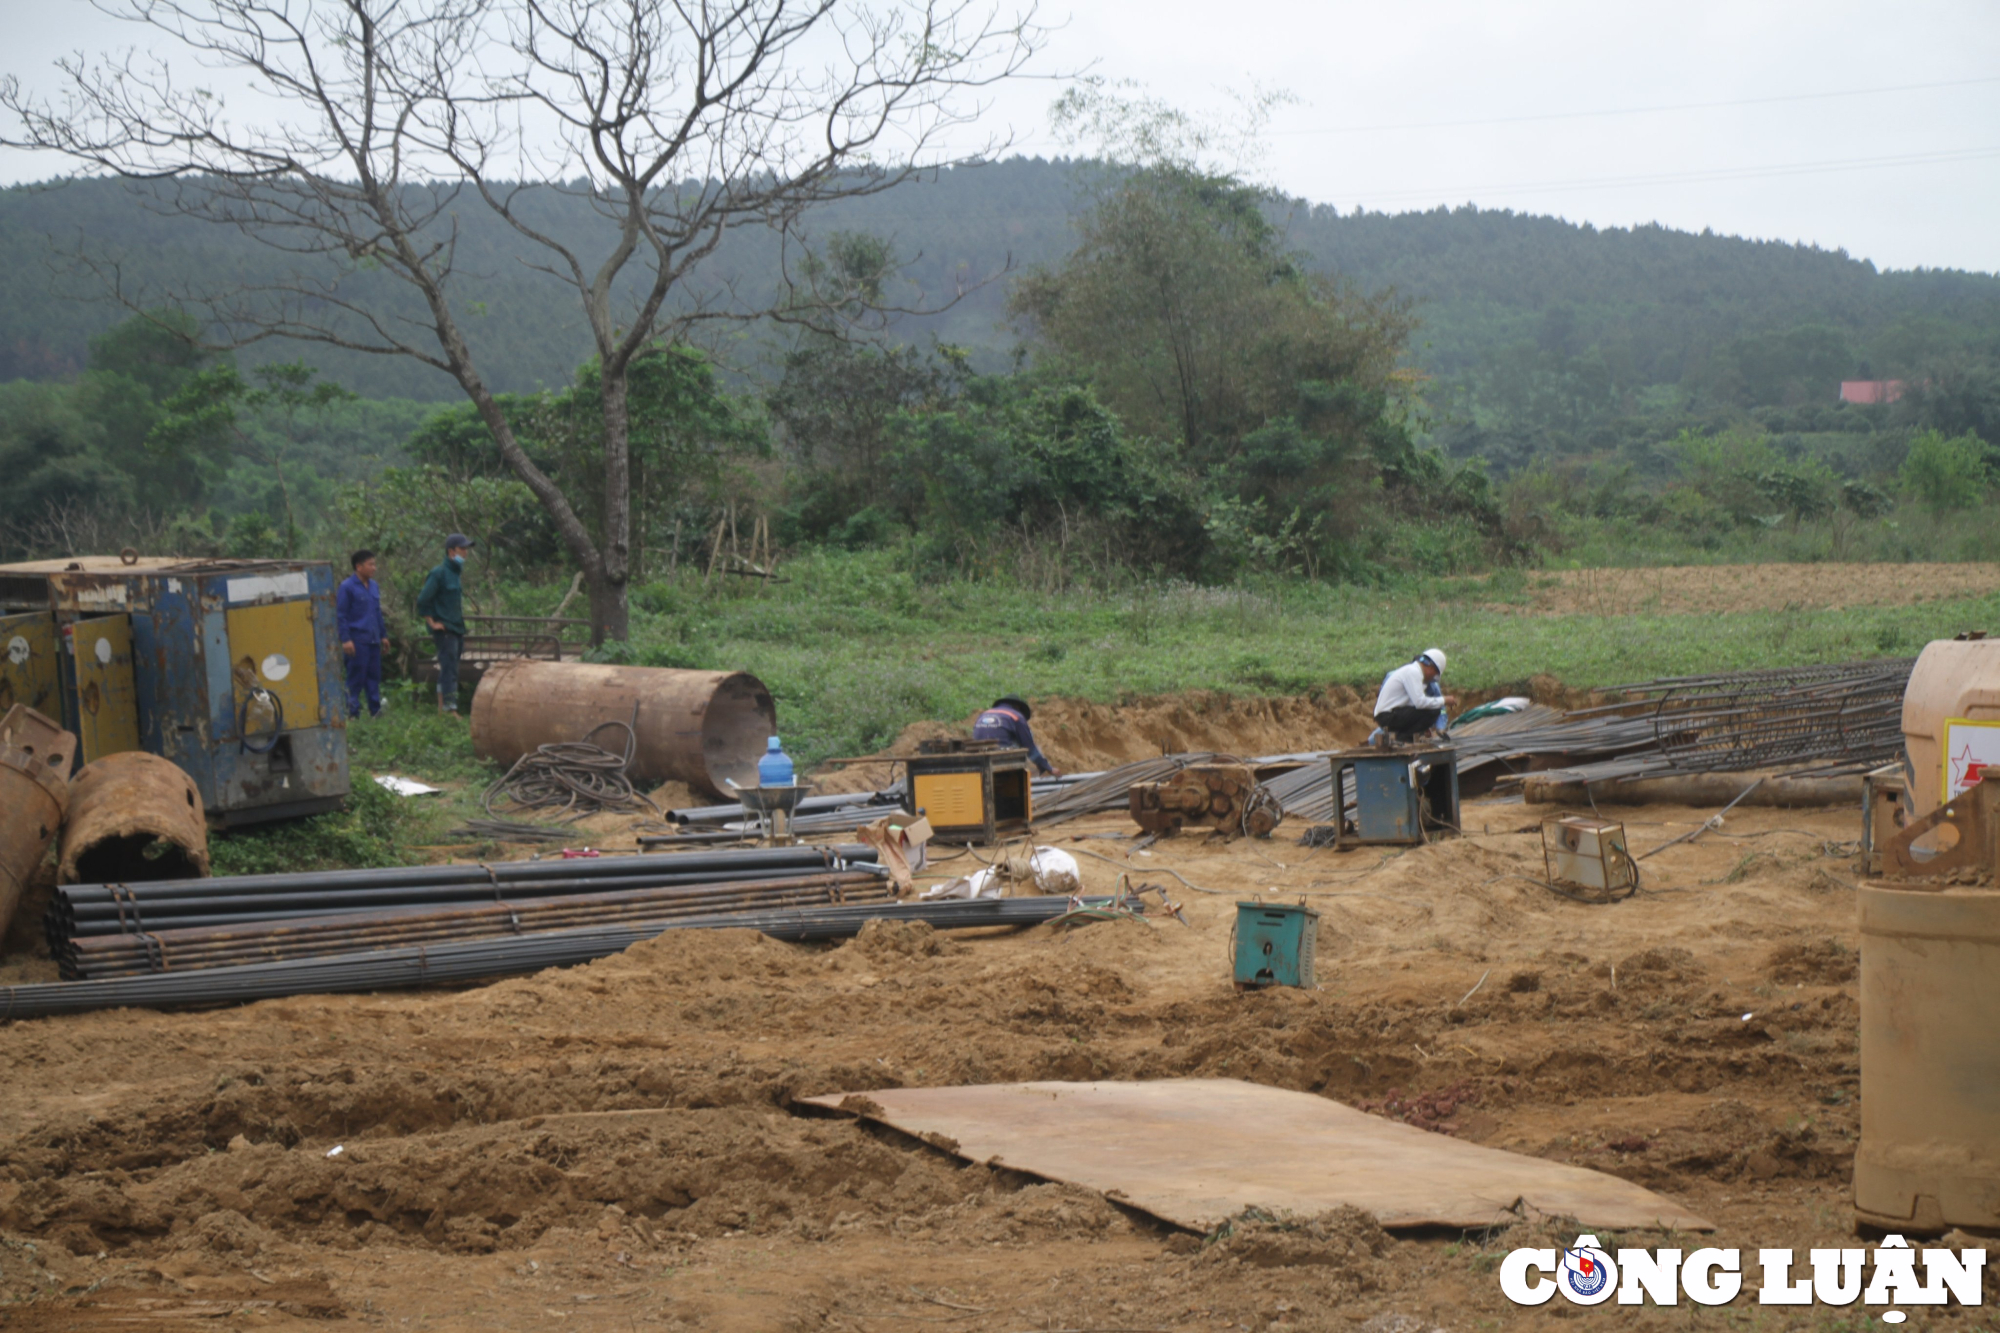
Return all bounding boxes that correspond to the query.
[335,549,390,719]
[415,533,473,716]
[972,695,1062,776]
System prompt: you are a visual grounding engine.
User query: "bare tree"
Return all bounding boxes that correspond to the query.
[2,0,1042,640]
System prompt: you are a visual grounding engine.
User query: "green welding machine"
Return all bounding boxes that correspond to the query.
[1233,899,1319,991]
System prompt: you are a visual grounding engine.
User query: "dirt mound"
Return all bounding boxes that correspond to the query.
[1195,1205,1392,1275]
[1498,561,2000,616]
[810,688,1383,792]
[1766,939,1857,984]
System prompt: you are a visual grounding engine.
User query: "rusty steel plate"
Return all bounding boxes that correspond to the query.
[803,1079,1712,1233]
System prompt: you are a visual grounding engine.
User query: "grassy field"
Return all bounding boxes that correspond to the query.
[206,551,2000,871]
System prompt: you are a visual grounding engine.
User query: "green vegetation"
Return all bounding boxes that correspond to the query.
[333,549,2000,770]
[206,687,500,875]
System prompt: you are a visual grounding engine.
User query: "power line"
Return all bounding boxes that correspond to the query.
[1274,75,2000,136]
[1332,144,2000,206]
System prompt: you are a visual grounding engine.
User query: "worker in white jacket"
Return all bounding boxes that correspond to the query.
[1372,648,1456,744]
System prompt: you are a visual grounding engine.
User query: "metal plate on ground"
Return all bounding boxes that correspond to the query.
[803,1078,1711,1232]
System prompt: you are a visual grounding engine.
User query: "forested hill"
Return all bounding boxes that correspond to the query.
[1,157,1996,406]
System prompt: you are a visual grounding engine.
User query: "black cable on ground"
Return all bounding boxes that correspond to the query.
[482,719,662,824]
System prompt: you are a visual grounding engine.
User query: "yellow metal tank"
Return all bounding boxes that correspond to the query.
[1855,883,2000,1232]
[1901,638,2000,820]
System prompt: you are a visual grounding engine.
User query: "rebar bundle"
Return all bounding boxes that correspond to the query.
[61,870,894,979]
[3,895,1141,1022]
[47,845,876,949]
[1031,754,1233,828]
[1543,657,1917,783]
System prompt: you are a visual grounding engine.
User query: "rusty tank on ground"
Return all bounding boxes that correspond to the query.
[0,704,76,941]
[58,750,211,885]
[1854,882,2000,1233]
[470,661,776,799]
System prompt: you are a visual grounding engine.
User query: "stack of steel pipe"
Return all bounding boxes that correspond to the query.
[60,869,893,979]
[47,845,876,951]
[3,895,1137,1022]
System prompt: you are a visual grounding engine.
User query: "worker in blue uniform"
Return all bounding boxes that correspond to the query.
[335,549,390,719]
[972,695,1063,776]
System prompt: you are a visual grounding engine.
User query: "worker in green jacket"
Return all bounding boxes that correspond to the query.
[415,533,474,715]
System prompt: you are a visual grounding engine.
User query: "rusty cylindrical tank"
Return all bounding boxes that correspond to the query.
[59,751,212,885]
[1854,883,2000,1232]
[1900,638,2000,820]
[471,661,777,798]
[0,705,76,941]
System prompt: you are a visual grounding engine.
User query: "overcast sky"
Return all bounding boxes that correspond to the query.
[3,0,1995,272]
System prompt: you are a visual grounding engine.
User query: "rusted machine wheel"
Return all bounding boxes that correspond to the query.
[58,751,211,885]
[471,660,777,798]
[0,705,75,940]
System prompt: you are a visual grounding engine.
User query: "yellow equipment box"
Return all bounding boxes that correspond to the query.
[903,744,1032,845]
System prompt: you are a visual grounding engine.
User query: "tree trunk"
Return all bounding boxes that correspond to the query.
[592,369,634,644]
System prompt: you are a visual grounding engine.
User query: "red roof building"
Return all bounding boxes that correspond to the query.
[1840,380,1905,405]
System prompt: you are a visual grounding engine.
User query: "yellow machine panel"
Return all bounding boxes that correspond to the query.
[71,615,141,762]
[226,600,322,733]
[913,771,986,828]
[0,611,59,720]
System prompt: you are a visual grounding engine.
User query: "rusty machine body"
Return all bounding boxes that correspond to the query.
[0,703,76,941]
[0,557,349,827]
[1129,763,1282,838]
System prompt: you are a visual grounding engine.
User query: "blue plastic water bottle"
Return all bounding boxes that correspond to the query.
[757,736,794,787]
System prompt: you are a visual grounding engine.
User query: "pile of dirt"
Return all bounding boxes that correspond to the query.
[1193,1205,1393,1276]
[810,683,1567,792]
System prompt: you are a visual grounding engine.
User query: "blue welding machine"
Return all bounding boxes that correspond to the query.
[1233,899,1318,991]
[1327,744,1459,848]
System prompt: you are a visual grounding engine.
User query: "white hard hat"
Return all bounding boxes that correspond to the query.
[1419,648,1447,674]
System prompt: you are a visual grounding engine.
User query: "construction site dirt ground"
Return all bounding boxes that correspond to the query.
[0,772,1904,1332]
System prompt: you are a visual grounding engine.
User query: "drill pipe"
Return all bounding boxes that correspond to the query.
[62,871,893,979]
[4,896,1136,1021]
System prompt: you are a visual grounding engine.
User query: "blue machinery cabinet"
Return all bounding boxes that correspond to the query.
[1233,900,1319,990]
[1328,744,1460,848]
[0,557,350,826]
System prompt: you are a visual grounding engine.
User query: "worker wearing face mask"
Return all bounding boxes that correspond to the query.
[416,533,474,716]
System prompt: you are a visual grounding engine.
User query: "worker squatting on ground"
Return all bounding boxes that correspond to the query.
[335,549,390,719]
[1372,648,1457,744]
[972,695,1063,776]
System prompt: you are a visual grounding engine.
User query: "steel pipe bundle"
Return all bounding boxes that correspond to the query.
[60,870,894,979]
[2,895,1136,1021]
[47,845,875,950]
